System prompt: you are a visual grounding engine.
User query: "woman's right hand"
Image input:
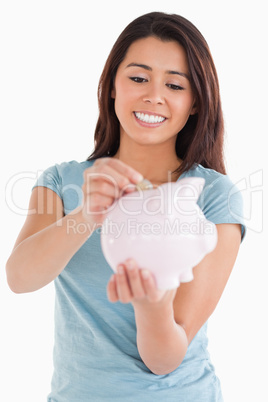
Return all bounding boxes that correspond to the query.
[80,158,143,226]
[5,158,143,293]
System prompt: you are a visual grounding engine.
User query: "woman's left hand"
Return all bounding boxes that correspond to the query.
[106,258,177,307]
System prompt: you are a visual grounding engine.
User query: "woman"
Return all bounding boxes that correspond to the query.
[6,12,245,401]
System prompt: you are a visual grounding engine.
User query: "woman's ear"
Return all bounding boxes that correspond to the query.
[190,101,198,115]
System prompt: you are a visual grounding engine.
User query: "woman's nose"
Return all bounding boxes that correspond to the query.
[143,83,165,105]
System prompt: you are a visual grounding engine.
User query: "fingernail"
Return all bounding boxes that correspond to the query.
[126,259,135,270]
[124,184,136,193]
[133,172,144,183]
[141,270,150,279]
[117,265,124,275]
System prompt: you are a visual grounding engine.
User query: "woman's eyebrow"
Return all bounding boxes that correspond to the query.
[126,63,152,71]
[126,63,190,80]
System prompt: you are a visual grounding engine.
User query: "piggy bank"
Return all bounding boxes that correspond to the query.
[101,177,217,290]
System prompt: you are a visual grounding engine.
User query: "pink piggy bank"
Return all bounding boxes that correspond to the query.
[101,177,217,290]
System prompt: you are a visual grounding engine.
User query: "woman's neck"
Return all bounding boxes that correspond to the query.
[113,145,182,185]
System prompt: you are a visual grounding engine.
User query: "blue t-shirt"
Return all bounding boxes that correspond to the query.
[33,160,245,402]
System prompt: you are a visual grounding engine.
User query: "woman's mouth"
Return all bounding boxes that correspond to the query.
[134,112,167,125]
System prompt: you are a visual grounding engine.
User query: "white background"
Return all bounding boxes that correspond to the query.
[0,1,267,401]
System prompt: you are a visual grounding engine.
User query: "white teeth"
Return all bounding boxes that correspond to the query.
[135,112,165,124]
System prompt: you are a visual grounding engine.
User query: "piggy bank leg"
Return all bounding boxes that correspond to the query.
[180,269,194,283]
[156,275,180,291]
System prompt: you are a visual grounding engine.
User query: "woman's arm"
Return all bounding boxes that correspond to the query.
[5,187,92,293]
[107,223,242,375]
[172,223,241,344]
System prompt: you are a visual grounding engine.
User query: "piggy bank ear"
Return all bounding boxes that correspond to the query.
[176,177,205,202]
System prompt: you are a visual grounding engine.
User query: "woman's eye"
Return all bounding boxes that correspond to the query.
[129,77,147,83]
[167,83,184,91]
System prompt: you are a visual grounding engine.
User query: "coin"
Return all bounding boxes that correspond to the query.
[136,179,154,191]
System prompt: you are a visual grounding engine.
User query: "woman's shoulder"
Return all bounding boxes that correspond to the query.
[181,163,232,189]
[40,159,95,184]
[53,159,95,175]
[182,163,241,205]
[182,164,246,240]
[33,159,95,193]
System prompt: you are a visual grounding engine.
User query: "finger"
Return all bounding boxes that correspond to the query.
[140,270,161,303]
[125,259,146,299]
[88,179,121,199]
[94,158,143,184]
[115,265,133,303]
[107,275,119,303]
[85,165,129,199]
[84,165,122,194]
[122,183,137,194]
[83,192,114,214]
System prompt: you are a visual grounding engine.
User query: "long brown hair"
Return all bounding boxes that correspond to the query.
[87,12,226,175]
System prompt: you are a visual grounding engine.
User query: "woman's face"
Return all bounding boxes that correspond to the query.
[112,36,196,149]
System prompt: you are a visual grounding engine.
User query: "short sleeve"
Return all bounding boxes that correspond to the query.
[32,164,62,199]
[198,174,246,241]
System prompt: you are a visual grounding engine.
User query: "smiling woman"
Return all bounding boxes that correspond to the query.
[89,12,225,176]
[6,11,245,402]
